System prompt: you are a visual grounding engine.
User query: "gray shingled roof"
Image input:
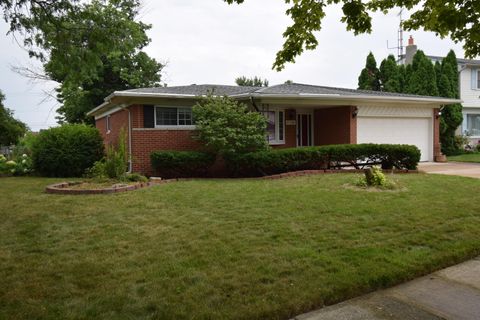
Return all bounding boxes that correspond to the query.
[124,84,261,96]
[120,82,452,100]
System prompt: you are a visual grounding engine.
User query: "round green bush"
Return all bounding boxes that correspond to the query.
[31,124,104,177]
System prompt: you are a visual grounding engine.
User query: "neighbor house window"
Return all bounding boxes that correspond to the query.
[155,106,194,127]
[106,115,111,133]
[477,70,480,89]
[263,110,285,144]
[467,114,480,136]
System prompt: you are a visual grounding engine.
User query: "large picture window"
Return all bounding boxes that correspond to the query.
[466,114,480,136]
[263,110,285,144]
[155,107,194,127]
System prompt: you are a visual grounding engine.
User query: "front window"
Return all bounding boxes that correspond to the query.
[155,107,194,127]
[466,114,480,136]
[263,110,285,144]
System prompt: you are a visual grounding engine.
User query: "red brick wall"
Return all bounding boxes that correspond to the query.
[314,106,357,145]
[96,109,129,148]
[131,129,202,174]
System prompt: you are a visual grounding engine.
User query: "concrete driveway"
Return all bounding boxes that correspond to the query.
[418,161,480,179]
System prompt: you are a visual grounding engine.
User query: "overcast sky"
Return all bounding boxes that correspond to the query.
[0,0,467,130]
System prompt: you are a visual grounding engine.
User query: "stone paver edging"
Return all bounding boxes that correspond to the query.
[45,180,174,195]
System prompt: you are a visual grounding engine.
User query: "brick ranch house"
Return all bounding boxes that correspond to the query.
[87,83,460,175]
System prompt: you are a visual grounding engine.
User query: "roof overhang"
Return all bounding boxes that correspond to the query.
[87,91,462,118]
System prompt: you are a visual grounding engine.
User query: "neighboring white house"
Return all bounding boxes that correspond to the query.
[400,36,480,145]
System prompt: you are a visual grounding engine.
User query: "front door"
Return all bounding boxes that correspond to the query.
[297,113,313,146]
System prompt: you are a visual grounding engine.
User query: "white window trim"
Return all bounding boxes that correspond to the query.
[263,109,285,145]
[476,70,480,90]
[464,112,480,138]
[154,106,195,129]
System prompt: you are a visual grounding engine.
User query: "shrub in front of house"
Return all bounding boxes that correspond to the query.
[150,151,216,178]
[31,124,104,177]
[192,95,269,155]
[226,144,420,176]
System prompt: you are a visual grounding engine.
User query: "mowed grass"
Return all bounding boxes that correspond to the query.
[1,174,480,320]
[448,153,480,163]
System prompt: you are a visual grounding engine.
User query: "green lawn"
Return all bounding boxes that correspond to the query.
[448,153,480,163]
[1,174,480,320]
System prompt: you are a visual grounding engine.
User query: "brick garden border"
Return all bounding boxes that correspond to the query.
[45,169,418,195]
[45,181,158,195]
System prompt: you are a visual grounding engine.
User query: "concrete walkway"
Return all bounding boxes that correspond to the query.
[293,257,480,320]
[419,161,480,179]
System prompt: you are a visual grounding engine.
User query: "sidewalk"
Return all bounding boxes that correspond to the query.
[293,257,480,320]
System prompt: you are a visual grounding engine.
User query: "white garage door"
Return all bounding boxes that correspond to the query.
[357,117,433,161]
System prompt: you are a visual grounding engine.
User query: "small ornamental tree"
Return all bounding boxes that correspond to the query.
[192,95,269,155]
[358,52,380,91]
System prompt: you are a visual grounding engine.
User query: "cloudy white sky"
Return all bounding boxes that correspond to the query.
[0,0,467,130]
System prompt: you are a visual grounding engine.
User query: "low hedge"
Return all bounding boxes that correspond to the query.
[226,144,420,177]
[150,151,216,178]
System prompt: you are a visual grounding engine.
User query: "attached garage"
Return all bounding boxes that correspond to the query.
[357,106,434,161]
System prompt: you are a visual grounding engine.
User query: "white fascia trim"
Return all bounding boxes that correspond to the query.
[248,93,461,104]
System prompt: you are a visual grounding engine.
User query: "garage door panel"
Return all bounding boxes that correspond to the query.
[357,117,432,162]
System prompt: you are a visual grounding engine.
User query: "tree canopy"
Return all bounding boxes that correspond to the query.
[1,0,163,124]
[224,0,480,71]
[235,76,269,87]
[0,90,28,146]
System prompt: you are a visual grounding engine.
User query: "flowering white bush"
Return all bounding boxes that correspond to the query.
[0,155,33,176]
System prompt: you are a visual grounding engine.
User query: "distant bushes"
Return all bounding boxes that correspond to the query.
[226,144,420,177]
[32,124,104,177]
[150,151,216,178]
[150,144,420,178]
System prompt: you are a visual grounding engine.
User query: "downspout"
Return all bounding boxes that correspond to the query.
[119,103,132,173]
[250,96,260,112]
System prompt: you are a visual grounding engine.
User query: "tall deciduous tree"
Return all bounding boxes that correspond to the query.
[2,0,163,124]
[379,55,401,92]
[358,52,380,91]
[235,76,269,87]
[224,0,480,71]
[0,90,27,146]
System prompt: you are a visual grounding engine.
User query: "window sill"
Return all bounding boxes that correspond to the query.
[269,141,285,146]
[134,126,196,131]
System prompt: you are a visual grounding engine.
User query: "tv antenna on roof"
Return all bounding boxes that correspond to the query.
[387,9,404,61]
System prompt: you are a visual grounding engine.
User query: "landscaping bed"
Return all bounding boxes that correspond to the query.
[2,174,480,319]
[45,180,153,195]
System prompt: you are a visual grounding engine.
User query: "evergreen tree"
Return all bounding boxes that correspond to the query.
[398,64,407,93]
[438,51,463,155]
[434,61,442,90]
[235,76,269,87]
[379,55,401,92]
[358,52,380,91]
[406,50,438,96]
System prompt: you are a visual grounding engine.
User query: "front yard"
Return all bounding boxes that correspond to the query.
[1,174,480,319]
[448,153,480,163]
